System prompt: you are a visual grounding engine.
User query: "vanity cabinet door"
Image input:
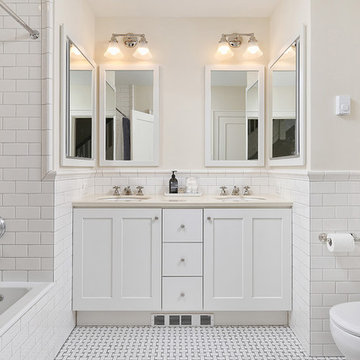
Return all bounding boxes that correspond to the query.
[117,208,161,310]
[204,208,291,311]
[73,208,161,311]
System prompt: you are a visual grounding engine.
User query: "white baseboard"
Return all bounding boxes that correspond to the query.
[76,311,288,326]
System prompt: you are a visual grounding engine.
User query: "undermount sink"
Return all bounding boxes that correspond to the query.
[215,196,266,201]
[98,196,151,201]
[165,198,187,202]
[242,196,267,201]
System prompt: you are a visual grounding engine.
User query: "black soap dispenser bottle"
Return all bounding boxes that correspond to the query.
[169,170,178,194]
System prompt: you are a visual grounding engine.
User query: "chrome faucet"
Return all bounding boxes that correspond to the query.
[231,186,240,196]
[123,186,133,195]
[243,185,251,196]
[113,185,121,196]
[219,186,228,196]
[136,186,144,196]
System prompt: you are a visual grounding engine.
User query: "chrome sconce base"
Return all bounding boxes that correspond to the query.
[223,33,244,48]
[216,32,263,59]
[113,33,146,48]
[105,32,152,60]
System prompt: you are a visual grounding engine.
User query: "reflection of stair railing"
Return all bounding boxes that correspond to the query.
[248,119,258,160]
[76,136,91,158]
[272,123,296,157]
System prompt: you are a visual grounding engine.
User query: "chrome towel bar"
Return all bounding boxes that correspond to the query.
[0,217,5,239]
[0,0,39,39]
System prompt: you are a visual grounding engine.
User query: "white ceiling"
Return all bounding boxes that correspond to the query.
[86,0,280,18]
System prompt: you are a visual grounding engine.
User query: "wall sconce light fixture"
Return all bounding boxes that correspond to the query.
[104,33,152,60]
[215,33,263,60]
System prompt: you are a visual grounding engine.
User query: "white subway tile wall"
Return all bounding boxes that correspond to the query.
[269,172,311,355]
[0,0,77,358]
[0,0,51,283]
[309,171,360,357]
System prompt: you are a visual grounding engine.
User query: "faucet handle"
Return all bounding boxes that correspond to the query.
[243,185,251,195]
[136,186,144,196]
[219,186,228,196]
[123,186,132,195]
[113,185,121,196]
[232,186,240,196]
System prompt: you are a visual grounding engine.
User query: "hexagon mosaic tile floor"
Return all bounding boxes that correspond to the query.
[55,326,344,360]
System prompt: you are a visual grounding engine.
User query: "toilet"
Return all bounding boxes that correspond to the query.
[330,302,360,360]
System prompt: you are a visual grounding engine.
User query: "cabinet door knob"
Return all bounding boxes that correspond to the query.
[180,224,185,229]
[207,216,212,222]
[154,216,159,221]
[180,292,185,297]
[180,258,185,262]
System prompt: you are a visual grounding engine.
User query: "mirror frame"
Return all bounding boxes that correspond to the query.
[268,25,306,166]
[205,65,265,167]
[99,64,160,167]
[60,25,97,167]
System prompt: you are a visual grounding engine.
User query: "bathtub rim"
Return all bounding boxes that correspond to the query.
[0,282,53,337]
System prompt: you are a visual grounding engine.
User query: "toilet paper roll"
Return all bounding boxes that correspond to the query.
[327,233,355,253]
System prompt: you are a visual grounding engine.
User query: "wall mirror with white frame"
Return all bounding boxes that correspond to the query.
[61,27,97,167]
[99,65,159,166]
[269,27,305,166]
[205,65,265,167]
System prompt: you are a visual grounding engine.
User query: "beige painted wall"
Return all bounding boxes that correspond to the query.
[269,0,310,169]
[310,0,360,170]
[211,86,245,111]
[95,17,269,169]
[53,0,96,169]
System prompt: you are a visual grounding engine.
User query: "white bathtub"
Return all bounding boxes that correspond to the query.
[0,282,53,337]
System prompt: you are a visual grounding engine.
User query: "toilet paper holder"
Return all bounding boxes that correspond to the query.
[319,232,360,246]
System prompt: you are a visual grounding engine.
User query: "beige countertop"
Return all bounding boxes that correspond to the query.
[73,194,292,208]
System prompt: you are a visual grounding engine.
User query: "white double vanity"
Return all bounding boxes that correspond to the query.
[60,18,304,325]
[72,195,292,321]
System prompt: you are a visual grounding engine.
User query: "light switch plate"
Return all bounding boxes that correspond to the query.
[336,95,351,115]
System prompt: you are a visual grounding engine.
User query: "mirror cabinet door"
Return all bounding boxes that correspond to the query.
[270,38,300,159]
[205,66,264,166]
[63,35,96,165]
[100,67,159,166]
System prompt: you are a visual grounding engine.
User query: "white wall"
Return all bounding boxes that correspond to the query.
[211,86,245,111]
[0,0,52,282]
[95,17,269,169]
[0,0,80,358]
[310,0,360,170]
[53,0,95,170]
[269,0,311,169]
[269,0,311,353]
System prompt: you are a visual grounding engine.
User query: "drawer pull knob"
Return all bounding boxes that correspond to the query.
[180,258,185,262]
[180,224,185,229]
[180,292,185,297]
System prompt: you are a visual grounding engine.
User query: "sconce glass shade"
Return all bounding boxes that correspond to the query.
[133,39,152,60]
[243,37,263,59]
[104,39,124,58]
[215,40,234,60]
[70,44,81,56]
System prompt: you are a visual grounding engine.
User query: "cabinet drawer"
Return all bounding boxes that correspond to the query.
[162,277,202,311]
[163,243,202,276]
[163,209,202,242]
